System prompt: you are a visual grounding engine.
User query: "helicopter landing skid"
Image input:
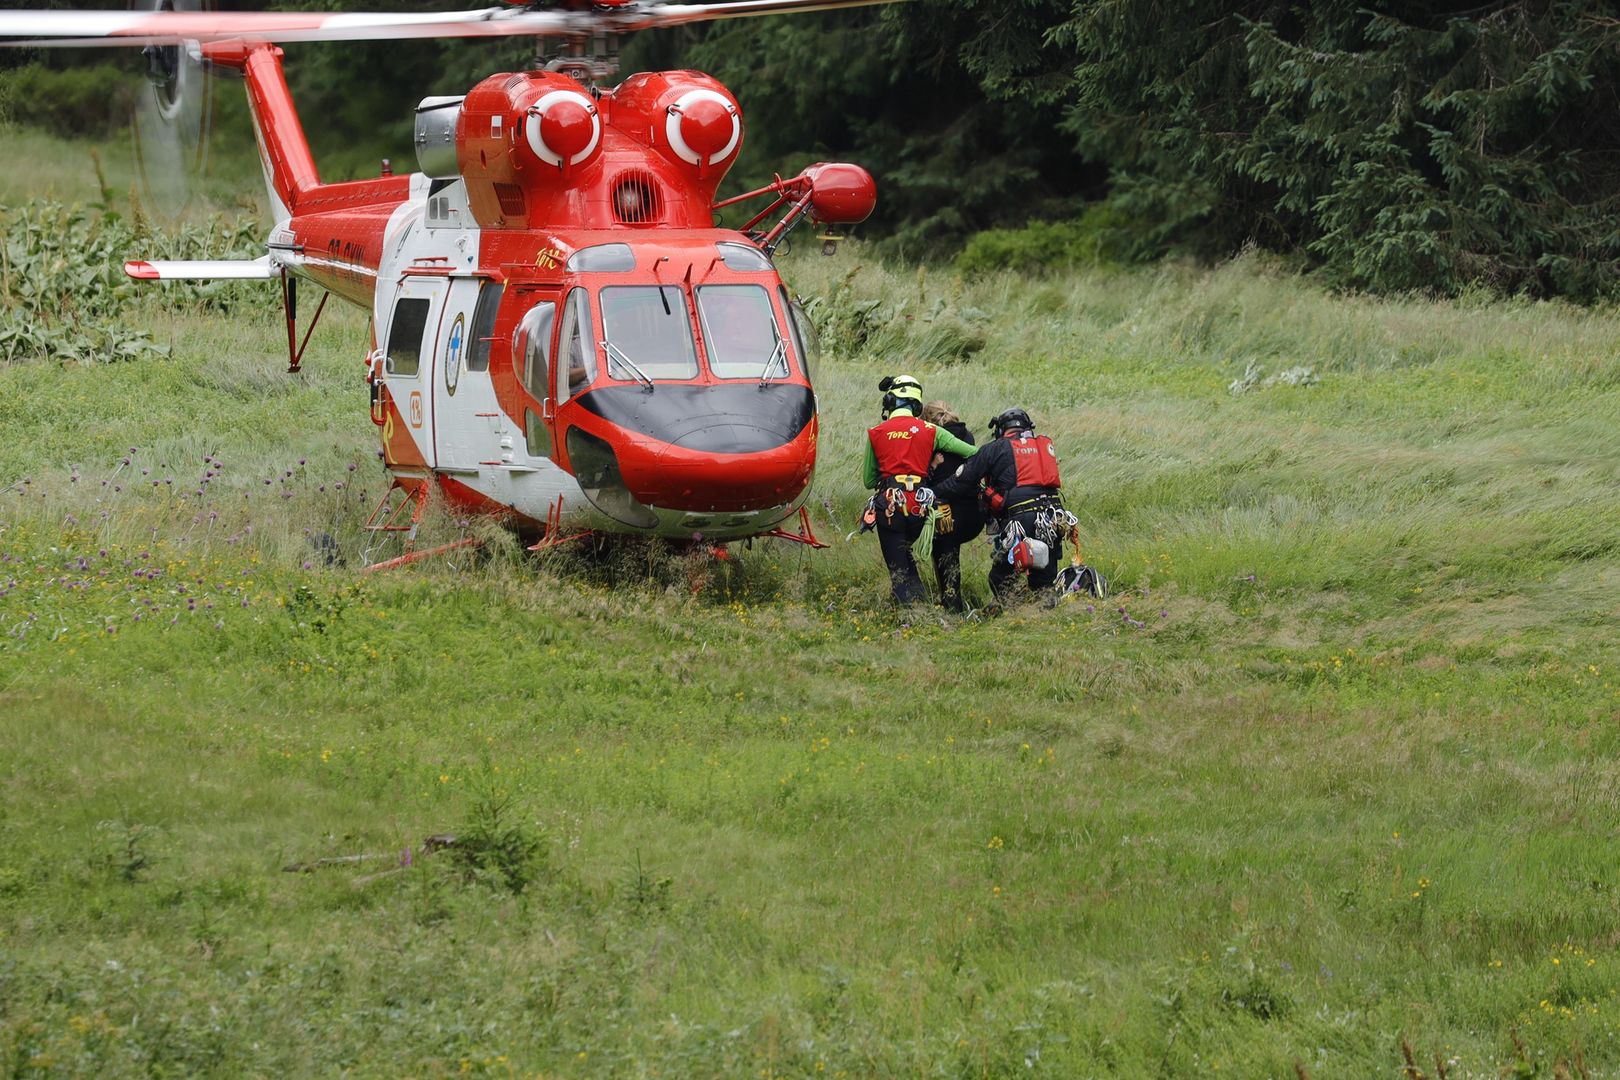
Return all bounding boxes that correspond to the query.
[528,495,593,551]
[761,506,828,549]
[363,537,484,574]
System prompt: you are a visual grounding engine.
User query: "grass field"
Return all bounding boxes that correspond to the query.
[4,128,1620,1077]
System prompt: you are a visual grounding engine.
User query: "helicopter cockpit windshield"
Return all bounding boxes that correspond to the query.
[599,286,698,384]
[697,284,786,381]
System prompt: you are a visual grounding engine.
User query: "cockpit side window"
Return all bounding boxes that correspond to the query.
[515,301,556,403]
[600,286,698,382]
[781,285,816,382]
[557,288,596,402]
[698,284,786,380]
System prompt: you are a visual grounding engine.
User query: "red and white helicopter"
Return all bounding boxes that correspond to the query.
[2,0,894,565]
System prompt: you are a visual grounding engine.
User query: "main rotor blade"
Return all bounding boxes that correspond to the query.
[0,8,574,48]
[0,0,907,49]
[622,0,904,31]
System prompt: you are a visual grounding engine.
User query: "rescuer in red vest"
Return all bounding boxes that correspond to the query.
[935,407,1065,601]
[863,375,978,605]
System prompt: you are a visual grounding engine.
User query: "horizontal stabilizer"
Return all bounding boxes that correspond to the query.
[125,257,276,281]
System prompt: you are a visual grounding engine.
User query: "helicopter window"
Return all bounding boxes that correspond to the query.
[468,282,504,373]
[781,285,817,381]
[558,288,596,401]
[716,242,773,272]
[698,285,786,380]
[385,297,431,377]
[516,301,556,402]
[599,286,698,382]
[566,244,635,273]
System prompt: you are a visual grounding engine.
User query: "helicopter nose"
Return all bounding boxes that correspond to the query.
[651,425,816,512]
[575,384,817,512]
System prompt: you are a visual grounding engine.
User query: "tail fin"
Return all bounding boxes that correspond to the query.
[203,41,318,222]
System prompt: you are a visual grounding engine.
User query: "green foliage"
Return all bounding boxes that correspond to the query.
[0,63,136,137]
[1019,1,1620,298]
[92,821,156,885]
[446,777,547,895]
[801,264,987,364]
[0,202,261,365]
[954,200,1139,276]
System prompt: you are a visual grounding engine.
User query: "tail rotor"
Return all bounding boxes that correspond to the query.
[130,0,212,219]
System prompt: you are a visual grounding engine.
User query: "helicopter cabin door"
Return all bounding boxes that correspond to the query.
[434,276,506,473]
[382,276,448,469]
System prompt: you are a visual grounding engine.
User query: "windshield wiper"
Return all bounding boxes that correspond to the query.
[758,338,786,387]
[601,339,654,391]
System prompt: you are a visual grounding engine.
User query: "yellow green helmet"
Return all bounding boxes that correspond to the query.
[879,373,923,417]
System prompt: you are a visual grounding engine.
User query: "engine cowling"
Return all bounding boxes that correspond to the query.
[457,71,607,229]
[609,72,744,183]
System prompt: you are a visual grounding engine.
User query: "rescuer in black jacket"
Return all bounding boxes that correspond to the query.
[934,407,1064,599]
[922,401,984,612]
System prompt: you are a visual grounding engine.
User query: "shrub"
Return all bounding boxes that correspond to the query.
[954,200,1137,277]
[0,63,137,137]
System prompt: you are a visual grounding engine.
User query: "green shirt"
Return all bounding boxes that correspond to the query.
[863,409,978,489]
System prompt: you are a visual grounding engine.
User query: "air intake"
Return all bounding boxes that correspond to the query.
[611,170,665,226]
[413,95,463,179]
[494,183,527,220]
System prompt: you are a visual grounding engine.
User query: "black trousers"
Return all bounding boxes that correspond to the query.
[931,503,984,612]
[988,508,1063,599]
[877,514,927,605]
